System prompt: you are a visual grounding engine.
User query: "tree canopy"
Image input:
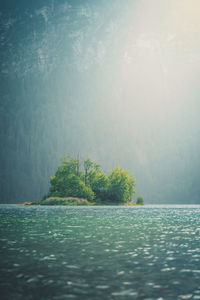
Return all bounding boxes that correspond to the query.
[46,154,137,204]
[108,167,136,203]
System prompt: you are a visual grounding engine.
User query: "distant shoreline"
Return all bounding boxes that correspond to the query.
[24,197,144,206]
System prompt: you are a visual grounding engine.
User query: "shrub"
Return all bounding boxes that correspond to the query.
[40,197,93,206]
[136,196,144,205]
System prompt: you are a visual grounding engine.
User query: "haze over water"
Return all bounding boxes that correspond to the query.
[0,0,200,204]
[1,205,200,299]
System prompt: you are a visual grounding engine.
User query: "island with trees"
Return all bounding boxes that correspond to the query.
[25,154,144,206]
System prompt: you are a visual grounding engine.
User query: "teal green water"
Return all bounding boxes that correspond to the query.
[0,205,200,300]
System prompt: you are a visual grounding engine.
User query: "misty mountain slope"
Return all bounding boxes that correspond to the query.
[0,0,200,203]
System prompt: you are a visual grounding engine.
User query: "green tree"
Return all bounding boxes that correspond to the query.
[88,169,109,191]
[49,174,94,201]
[108,167,136,203]
[87,169,109,202]
[83,158,100,185]
[59,154,81,177]
[48,155,94,201]
[45,154,137,204]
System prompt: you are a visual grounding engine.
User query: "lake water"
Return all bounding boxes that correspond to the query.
[0,205,200,300]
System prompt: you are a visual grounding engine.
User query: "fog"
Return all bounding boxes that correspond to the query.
[0,0,200,203]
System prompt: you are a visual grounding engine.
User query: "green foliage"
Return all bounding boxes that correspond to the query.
[57,155,81,177]
[83,158,100,185]
[50,173,94,201]
[49,155,94,201]
[136,196,144,205]
[40,197,92,206]
[108,167,136,203]
[47,154,136,204]
[88,169,109,191]
[87,169,109,202]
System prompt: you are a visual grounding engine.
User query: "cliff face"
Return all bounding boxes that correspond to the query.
[1,0,200,204]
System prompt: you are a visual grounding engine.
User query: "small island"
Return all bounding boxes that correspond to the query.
[25,154,144,206]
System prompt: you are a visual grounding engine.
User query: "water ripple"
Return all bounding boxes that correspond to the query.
[0,205,200,299]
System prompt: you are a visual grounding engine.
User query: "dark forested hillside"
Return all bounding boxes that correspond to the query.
[0,0,200,203]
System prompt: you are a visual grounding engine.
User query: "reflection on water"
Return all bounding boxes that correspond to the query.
[0,205,200,299]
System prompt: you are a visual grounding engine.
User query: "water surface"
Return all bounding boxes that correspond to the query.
[0,205,200,299]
